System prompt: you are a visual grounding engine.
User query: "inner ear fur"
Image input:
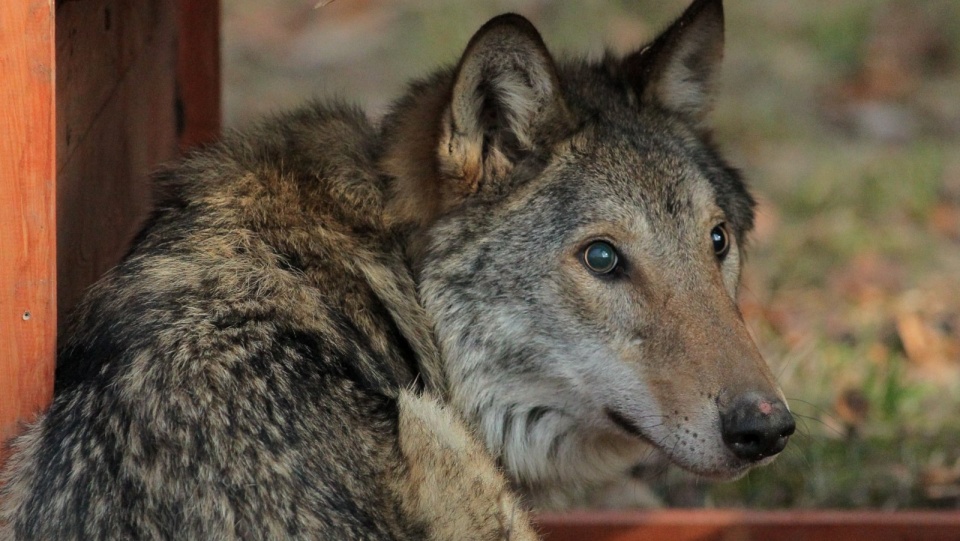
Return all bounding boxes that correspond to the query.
[622,0,725,125]
[441,13,569,191]
[383,13,573,229]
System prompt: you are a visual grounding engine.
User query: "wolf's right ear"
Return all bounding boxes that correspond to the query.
[438,14,572,204]
[383,14,573,229]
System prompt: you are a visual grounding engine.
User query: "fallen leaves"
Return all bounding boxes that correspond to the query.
[834,387,870,436]
[820,2,955,142]
[930,202,960,241]
[895,310,960,375]
[827,252,905,308]
[922,459,960,504]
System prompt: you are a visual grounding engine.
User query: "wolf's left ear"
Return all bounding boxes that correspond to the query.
[439,14,573,203]
[622,0,724,125]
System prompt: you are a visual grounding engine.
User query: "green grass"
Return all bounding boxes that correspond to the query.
[709,431,960,509]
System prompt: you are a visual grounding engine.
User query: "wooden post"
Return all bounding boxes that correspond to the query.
[0,0,57,462]
[1,0,219,467]
[55,0,221,325]
[177,0,221,150]
[536,510,960,541]
[55,0,181,326]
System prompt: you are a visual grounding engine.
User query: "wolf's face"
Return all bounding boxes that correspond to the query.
[385,0,792,504]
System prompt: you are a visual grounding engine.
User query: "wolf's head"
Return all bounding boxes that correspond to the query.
[382,0,793,505]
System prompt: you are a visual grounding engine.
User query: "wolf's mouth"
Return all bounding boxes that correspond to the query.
[604,407,647,440]
[604,406,755,480]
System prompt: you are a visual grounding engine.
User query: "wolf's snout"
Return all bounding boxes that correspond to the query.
[720,391,795,462]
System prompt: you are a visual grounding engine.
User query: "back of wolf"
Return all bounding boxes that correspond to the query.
[0,104,414,539]
[0,103,533,540]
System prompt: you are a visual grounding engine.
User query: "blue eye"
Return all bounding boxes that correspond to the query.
[583,241,619,274]
[711,224,730,260]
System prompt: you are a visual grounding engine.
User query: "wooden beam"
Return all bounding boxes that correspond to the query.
[55,0,220,324]
[0,0,57,461]
[56,0,180,324]
[177,0,221,150]
[536,510,960,541]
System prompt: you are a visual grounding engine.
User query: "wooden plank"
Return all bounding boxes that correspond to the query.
[177,0,221,149]
[56,0,180,323]
[0,0,57,461]
[55,0,168,176]
[536,510,960,541]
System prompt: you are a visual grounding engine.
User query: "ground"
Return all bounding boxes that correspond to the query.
[222,0,960,509]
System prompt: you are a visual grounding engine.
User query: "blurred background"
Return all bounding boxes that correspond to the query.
[222,0,960,509]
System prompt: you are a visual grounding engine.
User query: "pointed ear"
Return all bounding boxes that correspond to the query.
[439,14,573,203]
[622,0,724,124]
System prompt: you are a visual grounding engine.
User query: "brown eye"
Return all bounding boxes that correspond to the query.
[711,224,730,261]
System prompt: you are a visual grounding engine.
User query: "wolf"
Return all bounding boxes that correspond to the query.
[2,0,793,537]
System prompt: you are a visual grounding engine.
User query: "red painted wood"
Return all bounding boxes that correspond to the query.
[536,510,960,541]
[0,0,57,463]
[177,0,221,149]
[56,0,180,324]
[55,0,219,325]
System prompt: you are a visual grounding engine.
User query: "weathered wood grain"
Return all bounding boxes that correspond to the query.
[0,0,57,462]
[177,0,221,149]
[55,0,180,324]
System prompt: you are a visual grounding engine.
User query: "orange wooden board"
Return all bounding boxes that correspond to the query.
[536,510,960,541]
[0,0,57,460]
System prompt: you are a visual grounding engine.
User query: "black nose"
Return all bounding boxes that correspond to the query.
[720,391,795,462]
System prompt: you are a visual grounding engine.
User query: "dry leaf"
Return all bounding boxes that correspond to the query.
[922,463,960,502]
[827,252,904,307]
[930,203,960,241]
[834,387,869,436]
[896,311,960,373]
